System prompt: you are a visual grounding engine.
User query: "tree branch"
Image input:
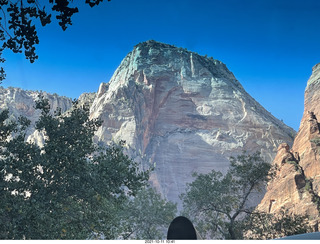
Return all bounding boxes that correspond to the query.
[0,6,12,39]
[201,205,231,220]
[232,182,255,220]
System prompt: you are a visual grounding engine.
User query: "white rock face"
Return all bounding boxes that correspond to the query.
[90,40,295,207]
[306,63,320,89]
[0,87,73,144]
[0,87,72,121]
[0,42,296,209]
[78,92,96,108]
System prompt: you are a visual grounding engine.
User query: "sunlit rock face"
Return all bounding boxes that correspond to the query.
[78,92,96,108]
[256,63,320,230]
[0,87,72,121]
[0,87,73,146]
[0,87,96,134]
[90,40,295,207]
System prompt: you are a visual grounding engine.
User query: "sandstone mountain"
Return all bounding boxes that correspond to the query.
[256,63,320,230]
[0,41,296,208]
[89,40,295,207]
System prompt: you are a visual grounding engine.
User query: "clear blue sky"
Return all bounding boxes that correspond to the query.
[2,0,320,131]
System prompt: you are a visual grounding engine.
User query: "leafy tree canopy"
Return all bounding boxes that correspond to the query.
[181,152,274,239]
[0,0,111,82]
[181,151,313,239]
[119,187,177,240]
[242,207,312,240]
[0,95,151,239]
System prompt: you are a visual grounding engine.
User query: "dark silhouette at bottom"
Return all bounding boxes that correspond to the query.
[167,216,197,240]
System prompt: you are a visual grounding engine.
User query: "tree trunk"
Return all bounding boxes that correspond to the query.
[228,219,236,239]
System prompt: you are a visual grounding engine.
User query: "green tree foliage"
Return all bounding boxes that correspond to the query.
[0,0,111,82]
[0,95,150,239]
[119,187,177,240]
[242,207,312,239]
[181,152,313,239]
[180,152,274,239]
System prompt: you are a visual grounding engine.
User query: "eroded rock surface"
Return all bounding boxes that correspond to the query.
[0,41,296,208]
[0,87,72,122]
[0,87,73,145]
[89,40,295,207]
[256,63,320,230]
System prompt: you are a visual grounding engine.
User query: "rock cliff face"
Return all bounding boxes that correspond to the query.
[0,87,96,124]
[0,41,296,208]
[0,87,72,121]
[256,63,320,230]
[0,87,73,146]
[89,40,295,206]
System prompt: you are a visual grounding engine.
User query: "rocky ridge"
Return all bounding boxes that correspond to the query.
[0,87,95,146]
[0,87,72,121]
[89,40,295,207]
[256,63,320,230]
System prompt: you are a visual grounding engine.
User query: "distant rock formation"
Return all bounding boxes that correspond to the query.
[256,63,320,230]
[0,87,96,147]
[89,40,295,207]
[0,87,73,145]
[0,87,72,122]
[78,92,96,108]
